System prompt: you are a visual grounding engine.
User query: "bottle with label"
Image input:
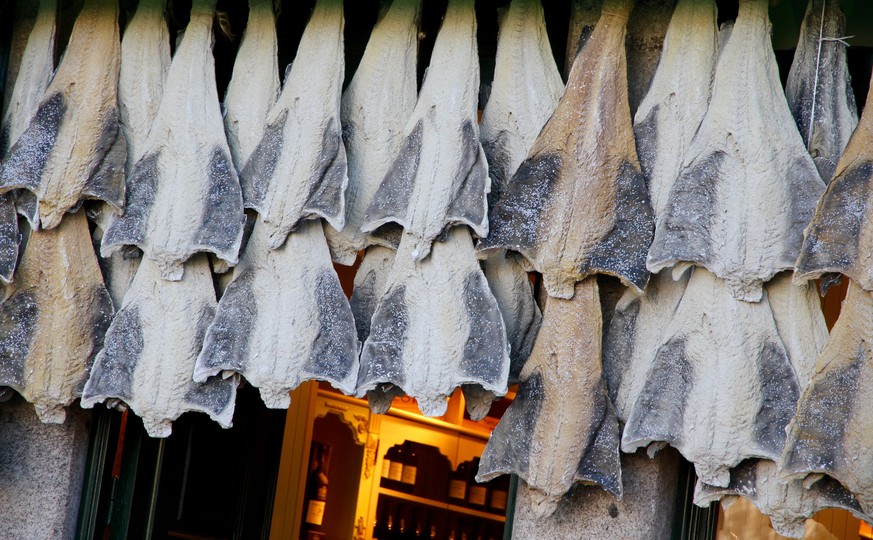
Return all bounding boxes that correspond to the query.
[448,461,469,506]
[466,458,487,510]
[381,445,392,481]
[300,441,331,540]
[400,441,418,492]
[383,444,404,491]
[488,474,509,515]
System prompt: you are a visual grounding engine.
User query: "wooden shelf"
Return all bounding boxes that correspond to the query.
[378,487,506,522]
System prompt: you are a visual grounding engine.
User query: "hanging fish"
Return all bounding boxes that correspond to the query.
[362,0,489,262]
[480,0,653,299]
[325,0,421,265]
[647,0,824,302]
[350,245,396,343]
[240,0,347,249]
[193,220,359,409]
[477,278,622,517]
[101,0,244,281]
[695,460,872,539]
[794,78,873,290]
[781,281,873,515]
[622,269,802,487]
[81,255,237,438]
[785,0,857,182]
[223,0,280,172]
[357,227,509,417]
[633,0,717,222]
[0,0,126,230]
[0,210,113,423]
[89,204,140,309]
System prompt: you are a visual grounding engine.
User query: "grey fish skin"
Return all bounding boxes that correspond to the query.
[794,78,873,291]
[622,268,801,488]
[349,245,396,344]
[780,281,873,515]
[785,0,858,182]
[101,0,245,281]
[646,0,824,302]
[0,0,126,230]
[325,0,421,265]
[194,219,360,409]
[362,0,490,262]
[0,210,114,424]
[695,460,872,539]
[477,277,622,517]
[240,0,347,249]
[479,0,654,299]
[81,255,237,438]
[357,226,510,417]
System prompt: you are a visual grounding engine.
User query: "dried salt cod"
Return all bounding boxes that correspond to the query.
[350,245,396,343]
[603,271,688,422]
[363,0,489,261]
[786,0,857,182]
[480,0,653,298]
[357,227,509,417]
[0,0,126,230]
[647,0,824,302]
[633,0,717,220]
[781,282,873,515]
[101,0,244,281]
[240,0,347,248]
[794,80,873,290]
[223,0,279,172]
[0,210,113,423]
[622,269,802,487]
[194,220,359,408]
[81,255,237,438]
[117,0,171,169]
[477,278,622,517]
[89,204,140,309]
[695,460,871,539]
[325,0,420,265]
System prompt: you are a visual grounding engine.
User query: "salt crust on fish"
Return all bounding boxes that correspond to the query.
[240,0,347,248]
[194,220,360,408]
[785,0,857,182]
[350,245,396,344]
[325,0,420,265]
[357,226,509,417]
[0,0,126,230]
[480,0,653,298]
[477,278,622,517]
[101,0,245,281]
[0,210,113,423]
[362,0,490,262]
[646,0,824,302]
[81,255,237,438]
[622,268,803,487]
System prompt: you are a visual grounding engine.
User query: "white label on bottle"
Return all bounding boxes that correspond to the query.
[401,465,417,484]
[491,489,508,511]
[389,461,403,481]
[449,479,467,500]
[468,485,487,506]
[382,458,391,478]
[305,500,326,525]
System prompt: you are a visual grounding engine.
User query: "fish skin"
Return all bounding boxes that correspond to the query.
[0,0,126,230]
[81,255,237,438]
[357,226,509,417]
[101,0,245,281]
[194,220,360,409]
[325,0,421,265]
[240,0,347,248]
[349,245,396,344]
[646,0,824,302]
[780,281,873,515]
[477,277,622,517]
[794,77,873,291]
[362,0,490,262]
[622,268,801,488]
[785,0,858,182]
[480,0,654,298]
[0,210,114,423]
